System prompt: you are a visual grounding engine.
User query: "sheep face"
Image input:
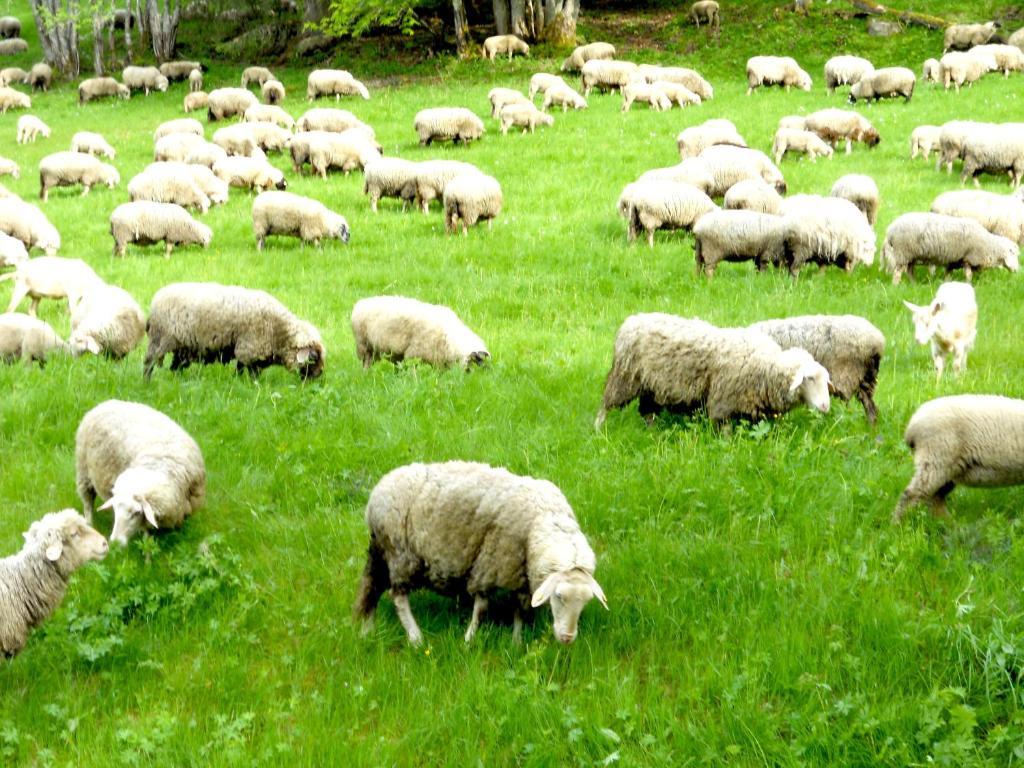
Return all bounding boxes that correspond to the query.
[531,568,608,645]
[293,343,324,379]
[788,356,831,413]
[903,300,941,345]
[1001,243,1020,272]
[100,468,164,545]
[863,128,881,147]
[69,329,103,357]
[26,509,108,567]
[796,72,812,92]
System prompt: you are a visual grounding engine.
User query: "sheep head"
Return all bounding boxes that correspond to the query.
[25,509,107,569]
[903,300,941,345]
[531,568,608,645]
[784,351,831,413]
[100,467,167,545]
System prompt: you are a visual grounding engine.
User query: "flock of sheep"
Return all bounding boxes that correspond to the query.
[3,10,1024,655]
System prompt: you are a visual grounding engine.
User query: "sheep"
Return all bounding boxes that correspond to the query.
[748,315,885,424]
[969,44,1024,77]
[75,400,206,546]
[261,79,285,105]
[746,56,812,95]
[830,174,880,225]
[413,107,485,146]
[154,132,207,162]
[38,152,119,202]
[581,59,640,96]
[404,159,483,214]
[881,212,1019,283]
[690,0,719,28]
[0,16,20,38]
[188,68,202,93]
[692,209,786,276]
[206,87,259,121]
[211,123,261,157]
[121,66,168,96]
[779,195,876,276]
[849,66,915,102]
[0,38,27,55]
[528,73,566,100]
[654,81,701,109]
[960,126,1024,187]
[158,60,202,80]
[241,65,274,88]
[296,107,369,134]
[154,118,204,142]
[128,166,212,213]
[183,90,208,113]
[213,155,285,192]
[78,77,129,103]
[0,509,108,658]
[0,86,30,112]
[902,281,977,380]
[29,63,51,91]
[892,395,1024,522]
[183,141,227,169]
[594,313,831,428]
[698,145,787,196]
[637,65,714,100]
[0,231,28,267]
[0,313,67,365]
[561,41,615,72]
[621,79,671,112]
[677,118,746,159]
[443,173,502,235]
[803,108,880,154]
[243,123,292,154]
[944,21,999,53]
[252,190,349,250]
[306,69,370,100]
[149,162,228,205]
[70,131,115,158]
[15,115,49,144]
[362,158,420,213]
[0,199,60,255]
[487,86,530,118]
[931,190,1024,244]
[723,178,783,215]
[0,256,101,315]
[351,296,488,369]
[781,114,808,131]
[499,103,554,135]
[1011,27,1024,52]
[541,82,587,112]
[69,284,146,359]
[482,34,529,61]
[289,130,380,178]
[143,281,325,380]
[109,201,212,258]
[0,156,18,179]
[940,51,988,92]
[243,104,295,130]
[633,159,715,196]
[622,180,717,246]
[937,120,991,173]
[772,128,834,164]
[910,125,941,160]
[0,67,27,86]
[823,55,874,93]
[923,58,942,84]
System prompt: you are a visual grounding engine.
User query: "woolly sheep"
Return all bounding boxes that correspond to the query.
[405,159,483,214]
[0,256,101,315]
[207,87,259,121]
[290,130,380,178]
[148,162,228,205]
[633,160,715,196]
[803,108,880,154]
[443,173,502,235]
[16,114,49,144]
[944,21,999,53]
[243,104,295,130]
[561,42,615,72]
[214,155,286,191]
[363,157,420,212]
[830,174,880,225]
[637,65,714,100]
[488,86,530,118]
[772,128,834,164]
[594,313,831,428]
[581,59,640,96]
[902,281,977,380]
[931,189,1024,244]
[0,156,18,179]
[960,126,1024,187]
[937,120,990,173]
[75,400,206,546]
[154,118,204,142]
[184,141,227,169]
[940,51,988,92]
[848,67,915,102]
[144,281,325,380]
[38,152,119,202]
[0,67,27,86]
[654,81,701,108]
[0,199,60,255]
[824,55,874,93]
[622,180,717,246]
[698,145,787,196]
[0,16,20,38]
[723,178,783,215]
[0,312,66,364]
[677,118,746,159]
[159,60,202,81]
[70,131,115,159]
[69,284,145,359]
[621,79,671,112]
[252,190,349,249]
[212,123,263,157]
[109,201,212,258]
[749,315,885,423]
[746,56,812,95]
[0,86,30,112]
[911,125,941,160]
[528,73,566,100]
[261,79,285,105]
[498,102,554,135]
[922,58,942,84]
[881,212,1019,283]
[296,107,371,135]
[413,107,485,146]
[30,63,52,92]
[121,66,168,96]
[0,510,107,658]
[306,69,370,100]
[541,82,587,112]
[154,132,207,162]
[0,38,27,55]
[128,166,212,213]
[183,90,208,113]
[892,395,1024,522]
[1011,27,1024,51]
[351,296,488,369]
[0,182,17,200]
[690,0,719,28]
[241,65,274,88]
[970,44,1024,77]
[188,68,202,93]
[482,34,529,61]
[0,231,28,267]
[692,209,786,276]
[78,77,129,103]
[779,195,875,276]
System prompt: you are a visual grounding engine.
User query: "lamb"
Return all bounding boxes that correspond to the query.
[70,131,115,158]
[351,296,488,369]
[690,0,719,28]
[75,400,206,546]
[937,120,990,173]
[0,156,18,179]
[723,178,783,215]
[594,314,831,428]
[902,281,977,380]
[748,315,885,423]
[261,79,285,105]
[188,68,202,93]
[960,126,1024,187]
[892,395,1024,522]
[848,67,915,102]
[698,145,787,196]
[0,509,107,658]
[128,166,212,213]
[541,82,587,112]
[78,77,129,103]
[881,212,1019,283]
[354,461,606,645]
[0,231,28,267]
[413,107,485,146]
[528,73,566,100]
[692,209,786,276]
[772,128,833,164]
[622,180,718,246]
[38,152,120,201]
[0,313,67,365]
[944,21,999,53]
[652,81,700,109]
[362,158,420,212]
[241,65,274,88]
[482,34,529,61]
[296,107,369,134]
[823,55,874,93]
[677,118,746,159]
[158,60,202,81]
[922,58,942,84]
[109,201,212,258]
[620,79,671,112]
[154,132,207,162]
[636,65,714,100]
[499,103,554,134]
[829,173,880,225]
[803,108,880,154]
[183,90,208,113]
[931,190,1024,244]
[0,38,27,55]
[0,16,20,38]
[561,41,615,72]
[0,67,27,86]
[940,51,988,92]
[15,114,49,144]
[969,44,1024,77]
[69,284,146,359]
[488,86,530,118]
[0,86,30,112]
[214,155,286,191]
[0,199,60,255]
[910,125,941,160]
[404,159,483,214]
[243,104,295,130]
[443,173,502,235]
[121,66,168,95]
[0,256,102,315]
[290,130,380,178]
[581,59,640,96]
[745,56,812,95]
[144,281,325,380]
[306,69,370,100]
[779,195,876,276]
[154,118,204,142]
[252,190,349,249]
[207,87,259,121]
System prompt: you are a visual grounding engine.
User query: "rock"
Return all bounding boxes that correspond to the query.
[867,19,901,36]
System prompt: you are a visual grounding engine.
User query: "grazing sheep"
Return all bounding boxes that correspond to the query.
[528,73,566,100]
[654,81,701,108]
[128,166,211,213]
[561,41,615,72]
[252,190,349,249]
[0,312,67,365]
[0,156,18,179]
[70,131,115,158]
[690,0,719,28]
[723,178,783,215]
[970,44,1024,77]
[296,107,369,134]
[0,510,108,658]
[892,395,1024,522]
[693,209,786,276]
[923,58,942,84]
[903,281,977,380]
[0,256,101,315]
[746,56,812,95]
[637,65,714,100]
[621,79,671,112]
[0,231,28,267]
[243,104,295,130]
[261,79,285,105]
[882,212,1019,283]
[75,400,206,545]
[482,34,529,61]
[289,129,380,178]
[78,77,129,103]
[188,68,202,93]
[581,59,640,96]
[594,314,831,428]
[944,21,999,53]
[154,132,207,162]
[405,159,483,214]
[15,115,49,144]
[306,69,370,100]
[69,284,146,359]
[849,67,915,102]
[940,51,988,92]
[779,195,875,276]
[109,201,212,258]
[121,66,168,95]
[749,315,885,423]
[634,159,715,196]
[207,87,259,121]
[154,118,204,142]
[803,108,880,154]
[932,190,1024,244]
[622,180,717,246]
[213,155,286,192]
[183,90,208,113]
[785,116,810,131]
[960,126,1024,187]
[677,118,747,159]
[829,174,879,225]
[413,107,485,146]
[158,60,202,81]
[38,152,119,201]
[154,162,228,205]
[0,66,27,86]
[0,199,60,255]
[241,65,274,88]
[184,141,227,169]
[0,16,20,39]
[363,157,420,213]
[0,38,27,55]
[772,128,834,164]
[351,296,488,369]
[488,86,530,118]
[911,125,941,160]
[541,82,587,112]
[698,145,787,196]
[443,173,502,235]
[144,282,325,380]
[824,55,874,93]
[355,461,606,645]
[937,120,991,173]
[498,103,553,135]
[0,86,30,112]
[212,123,263,157]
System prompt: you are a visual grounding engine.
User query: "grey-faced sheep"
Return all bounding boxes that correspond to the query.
[443,173,502,235]
[848,67,915,102]
[252,190,349,249]
[39,152,120,202]
[581,59,640,96]
[243,104,295,130]
[16,114,48,144]
[306,69,370,100]
[499,103,554,134]
[911,125,941,160]
[693,209,786,276]
[960,126,1024,187]
[690,1,719,28]
[804,108,880,154]
[355,461,606,645]
[698,145,787,196]
[121,66,168,96]
[622,180,718,246]
[528,73,567,100]
[746,56,812,95]
[0,256,102,315]
[932,189,1024,244]
[261,79,285,105]
[621,79,671,112]
[830,173,880,225]
[404,159,483,214]
[0,231,27,267]
[188,68,202,93]
[71,131,115,158]
[779,195,875,276]
[637,65,714,100]
[183,91,208,113]
[939,52,987,92]
[351,296,488,369]
[482,34,529,61]
[0,86,30,112]
[207,87,259,121]
[144,281,325,380]
[594,313,831,428]
[69,284,145,360]
[487,86,530,118]
[944,21,999,53]
[902,281,977,380]
[0,510,107,658]
[78,77,129,104]
[723,178,783,215]
[76,400,205,546]
[541,82,587,112]
[296,107,369,134]
[128,166,212,213]
[214,155,287,191]
[0,16,20,38]
[772,128,833,164]
[824,55,874,93]
[677,118,746,159]
[109,201,212,258]
[413,107,484,146]
[154,118,204,142]
[0,313,67,365]
[363,157,420,212]
[158,60,201,80]
[0,199,60,255]
[561,42,615,72]
[241,65,274,88]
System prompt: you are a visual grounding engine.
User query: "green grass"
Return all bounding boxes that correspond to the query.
[3,1,1024,765]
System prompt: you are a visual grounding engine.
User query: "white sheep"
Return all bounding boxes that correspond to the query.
[931,189,1024,244]
[487,86,530,118]
[970,44,1024,77]
[75,400,206,546]
[188,68,202,93]
[937,120,990,173]
[772,128,834,164]
[354,461,606,645]
[677,118,746,159]
[621,180,718,246]
[160,162,228,205]
[723,178,783,215]
[69,284,146,359]
[0,156,18,179]
[581,59,640,96]
[693,209,786,276]
[213,155,287,191]
[944,21,999,53]
[960,125,1024,187]
[0,86,31,112]
[0,256,102,315]
[654,81,701,108]
[690,0,719,28]
[745,56,812,95]
[910,125,941,160]
[779,195,875,276]
[296,107,370,134]
[848,67,915,102]
[154,118,204,142]
[902,281,977,380]
[159,60,202,81]
[939,51,988,92]
[823,55,874,93]
[306,69,370,100]
[211,123,262,157]
[241,65,274,88]
[109,201,212,258]
[29,64,51,92]
[128,166,212,214]
[621,79,671,112]
[698,145,787,196]
[183,90,208,113]
[561,42,615,72]
[70,131,116,158]
[829,173,880,225]
[363,157,420,212]
[38,152,120,202]
[289,129,380,178]
[482,34,529,61]
[632,159,715,196]
[922,58,942,84]
[499,103,554,135]
[803,108,880,154]
[541,82,587,112]
[243,104,295,130]
[16,115,49,144]
[0,199,60,255]
[261,79,285,105]
[206,87,259,121]
[443,173,502,235]
[637,65,714,100]
[184,141,228,169]
[154,132,208,162]
[0,67,28,86]
[351,296,488,369]
[0,231,28,267]
[528,73,566,100]
[405,159,483,214]
[0,313,67,365]
[252,190,350,249]
[413,107,485,146]
[121,65,168,95]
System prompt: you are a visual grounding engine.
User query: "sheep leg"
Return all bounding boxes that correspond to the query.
[952,345,968,375]
[77,480,97,523]
[5,283,29,313]
[82,183,91,195]
[893,466,952,523]
[28,297,40,317]
[963,264,973,282]
[932,350,945,380]
[164,242,173,259]
[464,595,488,643]
[845,139,852,155]
[856,389,878,426]
[391,592,423,646]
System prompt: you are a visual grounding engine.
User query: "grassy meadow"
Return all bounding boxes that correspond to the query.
[3,0,1024,764]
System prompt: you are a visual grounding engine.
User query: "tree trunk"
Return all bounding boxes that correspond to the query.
[452,0,470,57]
[542,0,577,44]
[124,0,133,61]
[30,0,81,77]
[510,0,529,38]
[303,0,326,26]
[492,0,509,34]
[147,0,180,61]
[92,10,105,74]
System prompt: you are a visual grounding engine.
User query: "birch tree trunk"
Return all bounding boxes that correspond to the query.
[92,9,106,74]
[492,0,509,34]
[542,0,577,44]
[452,0,471,57]
[30,0,81,77]
[124,0,133,61]
[146,0,180,61]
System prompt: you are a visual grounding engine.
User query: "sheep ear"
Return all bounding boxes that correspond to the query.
[789,362,819,393]
[531,572,561,607]
[98,497,115,511]
[930,301,943,315]
[902,300,920,312]
[586,575,609,610]
[141,500,158,528]
[86,337,102,354]
[295,348,311,364]
[45,533,63,562]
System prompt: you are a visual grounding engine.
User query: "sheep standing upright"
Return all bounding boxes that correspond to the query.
[481,34,530,61]
[561,42,615,72]
[690,1,719,28]
[622,180,717,246]
[252,191,350,249]
[902,282,977,379]
[0,257,102,315]
[745,56,812,94]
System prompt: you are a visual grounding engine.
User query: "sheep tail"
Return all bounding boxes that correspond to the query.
[352,536,389,620]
